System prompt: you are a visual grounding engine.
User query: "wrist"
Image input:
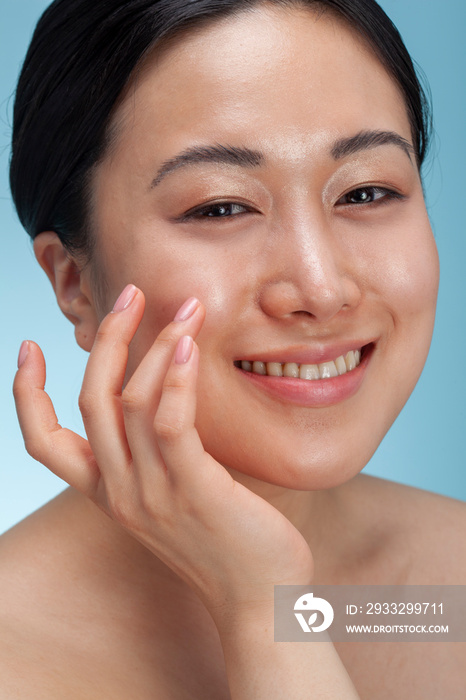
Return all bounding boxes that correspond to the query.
[210,575,313,641]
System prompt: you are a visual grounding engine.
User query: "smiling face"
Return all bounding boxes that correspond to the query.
[88,4,439,489]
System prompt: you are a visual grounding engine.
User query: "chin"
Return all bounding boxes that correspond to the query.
[195,373,404,493]
[204,427,381,492]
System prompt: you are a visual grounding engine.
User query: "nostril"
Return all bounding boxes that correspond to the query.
[258,273,361,324]
[258,280,302,319]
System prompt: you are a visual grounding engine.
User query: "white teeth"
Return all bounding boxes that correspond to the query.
[335,355,347,375]
[267,362,283,377]
[318,360,338,378]
[345,351,356,371]
[240,348,364,380]
[299,364,320,380]
[283,363,299,378]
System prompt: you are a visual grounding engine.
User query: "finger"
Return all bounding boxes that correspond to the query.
[78,284,145,476]
[153,336,215,490]
[13,341,100,497]
[122,298,205,465]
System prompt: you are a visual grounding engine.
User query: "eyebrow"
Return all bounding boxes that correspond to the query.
[150,144,264,188]
[331,129,415,161]
[150,130,415,188]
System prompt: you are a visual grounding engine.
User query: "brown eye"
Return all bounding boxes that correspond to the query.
[186,202,250,219]
[337,186,402,206]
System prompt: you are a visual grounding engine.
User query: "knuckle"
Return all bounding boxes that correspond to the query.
[121,385,146,415]
[93,315,126,350]
[155,326,178,348]
[154,414,184,443]
[95,312,116,340]
[153,324,188,357]
[163,374,187,392]
[23,435,45,462]
[12,379,23,403]
[94,322,111,347]
[139,490,163,521]
[106,490,136,530]
[78,389,99,420]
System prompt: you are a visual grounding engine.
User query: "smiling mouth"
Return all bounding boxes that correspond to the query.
[234,348,364,380]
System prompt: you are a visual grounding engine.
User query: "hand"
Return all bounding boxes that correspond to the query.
[13,285,314,627]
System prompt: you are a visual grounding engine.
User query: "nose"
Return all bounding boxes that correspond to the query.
[258,213,361,324]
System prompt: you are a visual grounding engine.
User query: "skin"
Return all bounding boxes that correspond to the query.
[91,4,438,494]
[5,5,466,699]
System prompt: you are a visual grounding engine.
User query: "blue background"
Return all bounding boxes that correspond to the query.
[1,0,465,534]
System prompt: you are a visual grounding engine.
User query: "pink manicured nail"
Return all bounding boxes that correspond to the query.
[174,297,200,322]
[112,284,137,313]
[175,335,193,364]
[17,340,30,368]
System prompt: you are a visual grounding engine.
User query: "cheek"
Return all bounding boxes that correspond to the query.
[359,214,439,391]
[348,211,439,327]
[117,236,245,375]
[377,240,438,319]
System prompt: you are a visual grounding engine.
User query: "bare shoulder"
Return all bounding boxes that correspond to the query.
[0,491,87,698]
[0,491,142,700]
[350,473,466,584]
[336,475,466,699]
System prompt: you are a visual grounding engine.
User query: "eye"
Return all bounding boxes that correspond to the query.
[336,186,403,206]
[181,201,251,221]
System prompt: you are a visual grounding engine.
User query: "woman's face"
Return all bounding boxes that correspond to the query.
[90,5,439,489]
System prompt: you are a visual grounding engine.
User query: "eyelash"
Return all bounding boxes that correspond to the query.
[179,201,252,222]
[179,186,404,221]
[336,186,404,207]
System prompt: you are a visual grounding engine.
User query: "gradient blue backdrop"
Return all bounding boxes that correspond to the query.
[1,0,465,534]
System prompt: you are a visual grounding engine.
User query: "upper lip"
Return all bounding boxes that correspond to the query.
[234,340,375,366]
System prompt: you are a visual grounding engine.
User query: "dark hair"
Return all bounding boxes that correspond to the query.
[10,0,432,261]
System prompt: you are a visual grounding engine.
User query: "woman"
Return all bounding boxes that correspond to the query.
[3,0,465,697]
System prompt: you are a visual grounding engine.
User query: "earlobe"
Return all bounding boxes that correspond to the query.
[33,231,99,352]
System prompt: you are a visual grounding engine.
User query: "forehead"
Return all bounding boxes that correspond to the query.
[106,4,411,172]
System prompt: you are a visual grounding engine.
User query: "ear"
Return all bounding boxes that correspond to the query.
[33,231,99,352]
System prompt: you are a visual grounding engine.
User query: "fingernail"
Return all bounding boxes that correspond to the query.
[174,297,200,323]
[175,335,193,364]
[112,284,137,313]
[17,340,30,368]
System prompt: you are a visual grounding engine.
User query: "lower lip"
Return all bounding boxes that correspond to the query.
[235,347,372,407]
